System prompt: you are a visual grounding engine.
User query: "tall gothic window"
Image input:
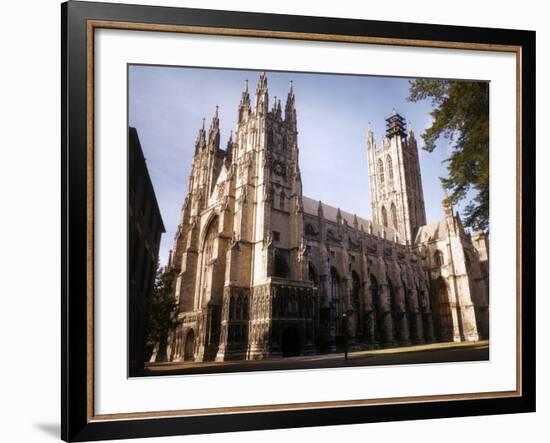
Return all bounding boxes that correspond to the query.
[378,158,385,187]
[279,192,285,211]
[351,271,361,312]
[330,267,340,299]
[381,206,388,227]
[434,250,445,266]
[267,128,274,149]
[387,154,394,182]
[391,203,398,230]
[200,217,218,308]
[203,218,218,262]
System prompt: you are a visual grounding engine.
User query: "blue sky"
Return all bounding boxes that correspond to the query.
[129,65,465,267]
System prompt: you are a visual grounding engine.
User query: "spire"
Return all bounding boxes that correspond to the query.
[238,79,251,123]
[408,123,415,139]
[255,72,269,114]
[285,79,296,124]
[272,96,282,119]
[353,214,359,230]
[207,106,220,150]
[336,208,342,224]
[317,200,324,218]
[194,118,207,154]
[225,130,233,161]
[367,122,374,149]
[257,72,267,90]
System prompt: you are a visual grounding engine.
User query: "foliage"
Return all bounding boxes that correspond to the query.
[408,79,489,232]
[146,266,178,350]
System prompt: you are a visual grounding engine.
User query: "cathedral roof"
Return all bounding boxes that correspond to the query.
[302,196,397,240]
[414,221,449,243]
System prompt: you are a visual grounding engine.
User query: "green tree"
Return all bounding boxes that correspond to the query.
[146,266,178,362]
[408,79,489,232]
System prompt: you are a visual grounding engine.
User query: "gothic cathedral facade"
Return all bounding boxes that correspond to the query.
[163,73,489,362]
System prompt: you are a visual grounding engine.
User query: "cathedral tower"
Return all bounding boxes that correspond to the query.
[367,112,426,244]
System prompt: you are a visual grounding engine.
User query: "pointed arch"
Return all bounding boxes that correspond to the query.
[351,271,361,312]
[391,203,398,230]
[279,191,285,211]
[197,215,223,310]
[202,216,218,260]
[370,274,382,342]
[430,277,454,340]
[183,329,195,361]
[381,206,388,227]
[378,158,385,187]
[267,127,274,149]
[387,154,394,181]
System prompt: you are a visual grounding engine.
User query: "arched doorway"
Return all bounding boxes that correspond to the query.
[430,277,453,341]
[281,325,301,357]
[184,329,195,361]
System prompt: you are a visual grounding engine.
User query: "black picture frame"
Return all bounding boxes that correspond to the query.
[62,1,536,441]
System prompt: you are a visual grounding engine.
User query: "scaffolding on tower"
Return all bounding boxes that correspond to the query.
[385,111,407,139]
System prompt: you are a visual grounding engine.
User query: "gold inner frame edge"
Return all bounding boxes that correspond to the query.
[85,19,523,423]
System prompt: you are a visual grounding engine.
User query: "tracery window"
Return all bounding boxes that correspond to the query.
[387,154,394,182]
[381,206,388,227]
[391,203,398,230]
[203,218,218,263]
[330,267,340,300]
[378,158,385,187]
[279,192,285,211]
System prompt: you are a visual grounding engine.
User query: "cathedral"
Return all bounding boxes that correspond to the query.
[162,73,489,363]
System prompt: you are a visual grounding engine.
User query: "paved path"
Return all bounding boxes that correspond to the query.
[144,341,489,376]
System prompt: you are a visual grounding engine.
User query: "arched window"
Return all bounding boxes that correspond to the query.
[199,217,219,307]
[387,154,394,181]
[391,203,398,230]
[279,192,285,211]
[305,223,317,236]
[370,274,382,341]
[381,206,388,227]
[203,220,218,261]
[378,158,385,187]
[434,250,445,266]
[330,267,340,300]
[351,271,361,312]
[267,128,274,149]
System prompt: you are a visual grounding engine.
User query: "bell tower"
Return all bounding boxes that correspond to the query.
[367,111,426,244]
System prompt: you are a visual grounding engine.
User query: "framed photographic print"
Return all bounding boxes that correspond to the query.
[61,1,536,441]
